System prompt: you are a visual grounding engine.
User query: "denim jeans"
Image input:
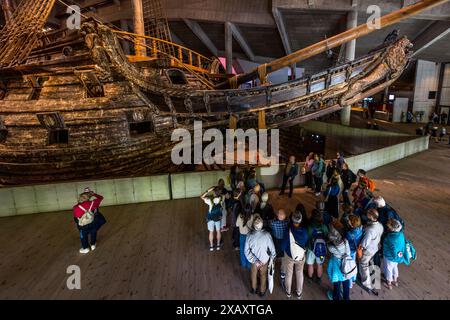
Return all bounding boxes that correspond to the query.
[239,234,251,269]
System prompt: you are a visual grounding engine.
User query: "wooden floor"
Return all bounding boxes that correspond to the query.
[0,142,449,300]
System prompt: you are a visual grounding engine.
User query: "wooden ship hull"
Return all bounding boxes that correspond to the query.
[0,0,446,186]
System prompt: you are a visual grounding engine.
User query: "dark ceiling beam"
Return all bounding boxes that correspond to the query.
[272,8,292,55]
[412,20,450,57]
[170,31,185,46]
[183,18,219,57]
[227,22,255,62]
[217,50,274,64]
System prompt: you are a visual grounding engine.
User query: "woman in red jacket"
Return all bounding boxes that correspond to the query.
[73,188,104,254]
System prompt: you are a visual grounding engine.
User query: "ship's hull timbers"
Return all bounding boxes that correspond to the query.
[0,23,412,185]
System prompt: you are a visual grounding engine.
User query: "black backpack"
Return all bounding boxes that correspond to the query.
[207,203,223,222]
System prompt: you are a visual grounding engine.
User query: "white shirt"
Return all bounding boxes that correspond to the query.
[361,221,384,254]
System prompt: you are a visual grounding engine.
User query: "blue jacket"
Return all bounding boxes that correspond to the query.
[281,225,309,259]
[383,231,409,265]
[345,226,363,254]
[312,159,325,176]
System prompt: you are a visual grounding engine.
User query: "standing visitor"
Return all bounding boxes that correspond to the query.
[406,110,413,123]
[271,209,290,283]
[229,165,238,191]
[326,160,337,183]
[336,152,345,172]
[327,227,353,300]
[345,214,363,286]
[201,187,223,251]
[373,196,404,231]
[383,218,415,290]
[340,163,357,206]
[281,211,308,299]
[73,188,104,254]
[231,188,245,250]
[236,204,255,269]
[441,111,448,125]
[358,208,384,291]
[279,155,299,198]
[324,177,341,219]
[245,216,277,297]
[217,179,231,232]
[303,152,315,190]
[439,126,447,142]
[312,154,325,196]
[248,183,262,212]
[382,218,404,289]
[306,209,329,283]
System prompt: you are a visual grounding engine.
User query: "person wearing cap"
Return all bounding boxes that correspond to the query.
[201,187,223,252]
[236,204,256,269]
[244,216,277,297]
[280,211,308,299]
[255,192,275,231]
[373,196,404,231]
[279,155,299,198]
[359,208,384,290]
[72,188,104,254]
[382,218,408,290]
[327,226,352,300]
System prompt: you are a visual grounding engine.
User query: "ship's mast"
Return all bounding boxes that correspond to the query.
[132,0,147,57]
[216,0,450,89]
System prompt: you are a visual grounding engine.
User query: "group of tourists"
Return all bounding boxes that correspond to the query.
[201,154,416,300]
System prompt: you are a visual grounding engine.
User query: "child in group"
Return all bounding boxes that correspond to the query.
[200,187,223,252]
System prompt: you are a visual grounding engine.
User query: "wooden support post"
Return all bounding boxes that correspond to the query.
[132,0,147,57]
[229,114,237,129]
[152,40,157,58]
[258,110,266,129]
[178,47,182,61]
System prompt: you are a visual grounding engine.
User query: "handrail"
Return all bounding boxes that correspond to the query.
[112,30,214,72]
[116,32,215,90]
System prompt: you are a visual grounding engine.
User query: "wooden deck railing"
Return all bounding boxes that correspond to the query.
[112,30,214,74]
